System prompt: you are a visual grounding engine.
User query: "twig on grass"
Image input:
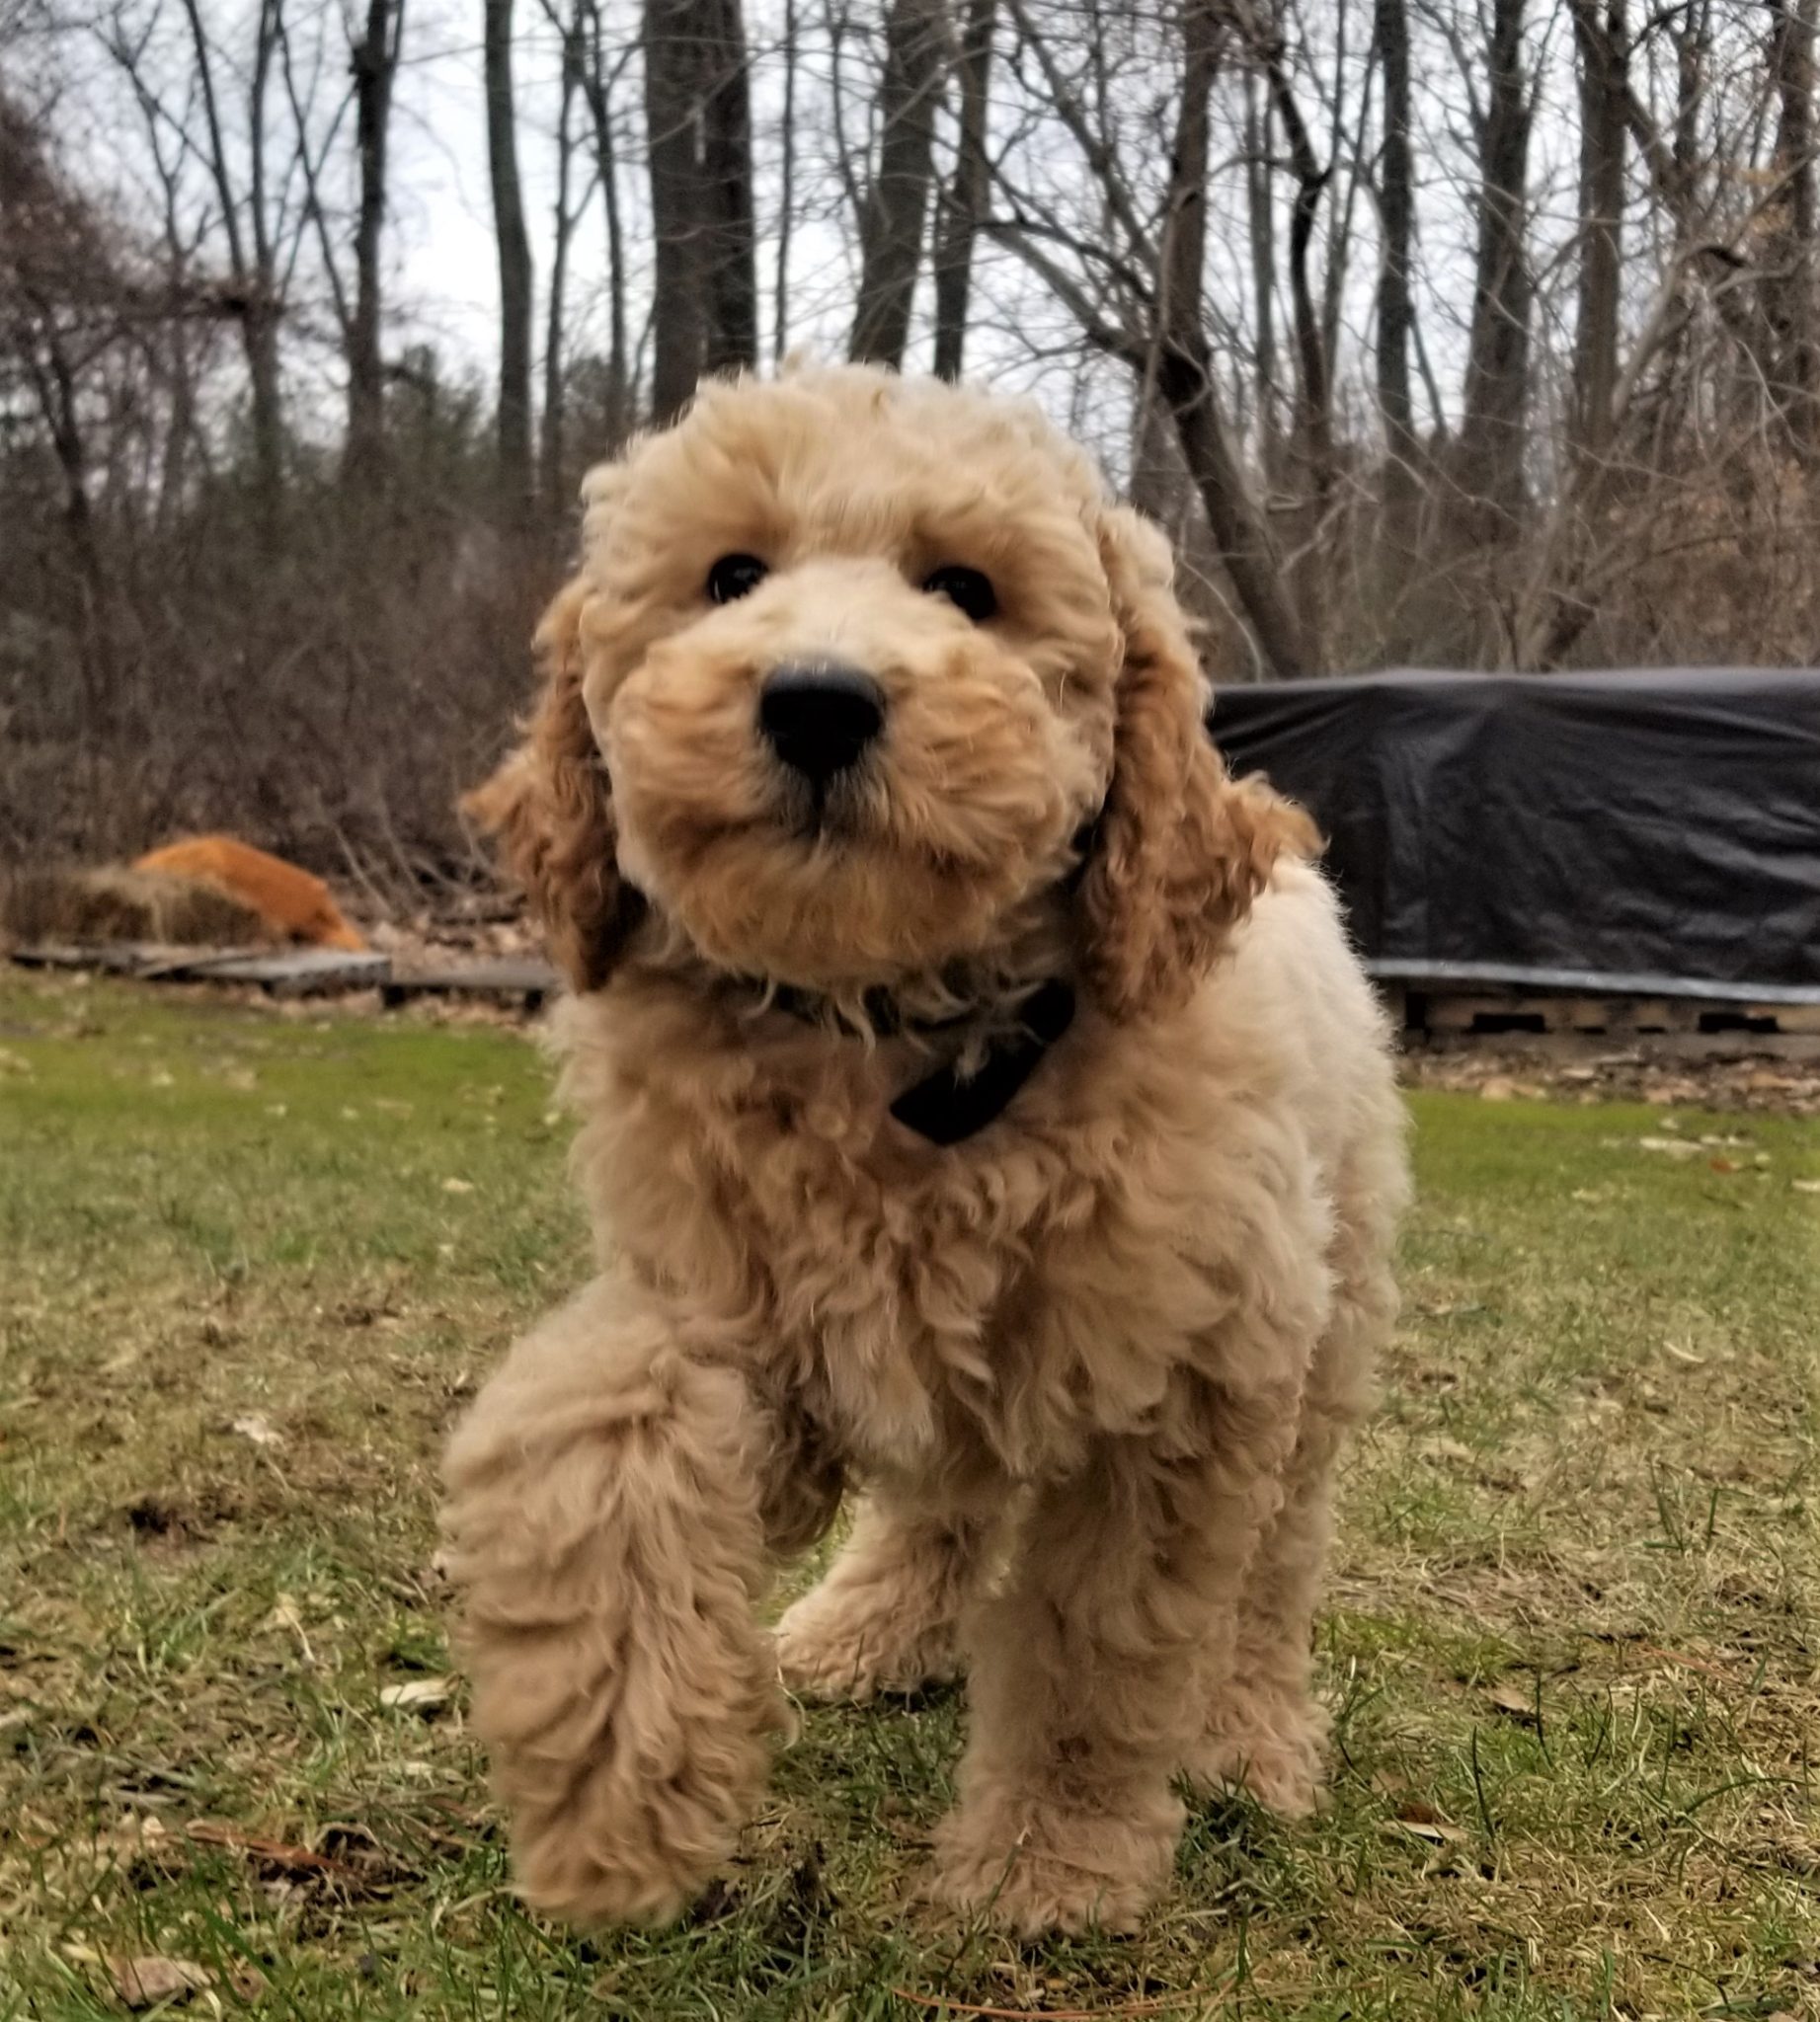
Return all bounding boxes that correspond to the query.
[182,1820,359,1877]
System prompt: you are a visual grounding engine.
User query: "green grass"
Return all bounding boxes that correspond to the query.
[2,968,1817,2020]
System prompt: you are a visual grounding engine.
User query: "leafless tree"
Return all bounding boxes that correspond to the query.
[932,0,994,379]
[1456,0,1536,528]
[346,0,403,483]
[849,0,945,367]
[541,0,585,512]
[1373,0,1418,555]
[176,0,287,531]
[578,0,632,444]
[1763,0,1819,451]
[485,0,535,508]
[645,0,757,420]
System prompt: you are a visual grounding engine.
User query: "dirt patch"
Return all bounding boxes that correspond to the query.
[1402,1044,1820,1116]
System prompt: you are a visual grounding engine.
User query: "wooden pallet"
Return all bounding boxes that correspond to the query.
[1413,989,1820,1037]
[6,943,556,1008]
[1401,984,1820,1054]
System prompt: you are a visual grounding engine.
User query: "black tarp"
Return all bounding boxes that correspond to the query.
[1211,668,1820,1003]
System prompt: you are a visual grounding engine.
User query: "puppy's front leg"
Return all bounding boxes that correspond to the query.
[440,1279,788,1926]
[931,1380,1300,1935]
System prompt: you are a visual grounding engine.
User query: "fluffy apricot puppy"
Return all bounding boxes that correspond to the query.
[441,364,1407,1936]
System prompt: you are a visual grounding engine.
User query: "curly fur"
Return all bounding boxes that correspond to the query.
[442,364,1408,1936]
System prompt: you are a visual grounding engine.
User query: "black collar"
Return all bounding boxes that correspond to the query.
[715,814,1098,1147]
[888,978,1076,1146]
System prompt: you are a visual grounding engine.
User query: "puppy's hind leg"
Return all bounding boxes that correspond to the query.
[775,1494,995,1703]
[1187,1212,1398,1818]
[441,1278,794,1927]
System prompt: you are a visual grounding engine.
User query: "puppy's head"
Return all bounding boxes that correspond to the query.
[467,366,1314,1018]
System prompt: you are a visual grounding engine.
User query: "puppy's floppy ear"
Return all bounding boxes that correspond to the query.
[1076,506,1319,1023]
[462,578,643,993]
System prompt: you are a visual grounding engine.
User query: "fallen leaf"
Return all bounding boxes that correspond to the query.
[1662,1342,1706,1366]
[1388,1812,1467,1844]
[231,1414,282,1448]
[440,1177,474,1196]
[108,1955,209,2008]
[1636,1135,1701,1159]
[1708,1156,1739,1174]
[1793,1178,1820,1195]
[1478,1077,1518,1102]
[1485,1679,1542,1726]
[379,1676,451,1712]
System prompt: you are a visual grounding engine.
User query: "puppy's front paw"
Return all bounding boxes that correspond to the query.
[925,1790,1181,1936]
[481,1652,787,1927]
[774,1582,959,1703]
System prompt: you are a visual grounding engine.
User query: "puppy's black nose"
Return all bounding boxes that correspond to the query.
[758,662,886,784]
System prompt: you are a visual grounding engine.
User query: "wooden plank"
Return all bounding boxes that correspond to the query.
[1749,1002,1820,1034]
[7,942,170,975]
[1424,994,1525,1032]
[175,950,392,996]
[1417,989,1809,1038]
[381,960,559,1009]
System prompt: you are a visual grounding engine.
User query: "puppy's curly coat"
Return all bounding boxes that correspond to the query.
[442,365,1408,1936]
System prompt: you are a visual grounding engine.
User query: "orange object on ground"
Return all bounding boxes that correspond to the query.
[132,836,366,951]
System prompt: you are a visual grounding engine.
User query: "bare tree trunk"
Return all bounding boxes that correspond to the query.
[580,0,630,442]
[701,0,757,374]
[179,0,284,531]
[1457,0,1535,528]
[645,0,707,420]
[485,0,535,509]
[245,0,284,515]
[1260,43,1335,504]
[1155,0,1310,677]
[347,0,402,485]
[1242,71,1279,459]
[543,3,583,516]
[850,0,945,367]
[645,0,755,417]
[1128,382,1242,651]
[1766,0,1819,453]
[1568,0,1625,463]
[345,0,401,483]
[774,0,798,360]
[932,0,995,380]
[1674,0,1708,201]
[1374,0,1418,550]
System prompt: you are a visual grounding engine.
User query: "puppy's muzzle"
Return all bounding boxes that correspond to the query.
[758,662,886,787]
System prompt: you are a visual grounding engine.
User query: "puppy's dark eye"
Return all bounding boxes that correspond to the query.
[707,553,768,604]
[923,566,996,623]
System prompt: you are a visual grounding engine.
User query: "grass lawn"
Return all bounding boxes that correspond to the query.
[2,968,1817,2021]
